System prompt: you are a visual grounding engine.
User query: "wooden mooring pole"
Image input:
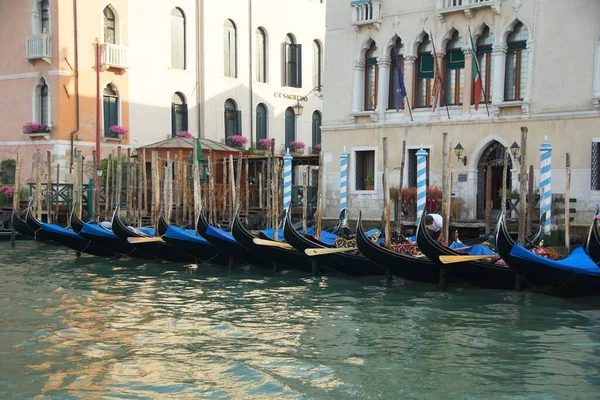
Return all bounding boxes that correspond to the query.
[383,137,391,249]
[518,127,528,244]
[565,153,571,254]
[46,151,52,223]
[441,133,449,242]
[11,153,21,248]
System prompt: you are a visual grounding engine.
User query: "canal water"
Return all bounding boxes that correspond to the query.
[1,242,600,399]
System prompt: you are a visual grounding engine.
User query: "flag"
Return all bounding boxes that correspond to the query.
[470,29,482,111]
[431,53,443,111]
[396,58,407,112]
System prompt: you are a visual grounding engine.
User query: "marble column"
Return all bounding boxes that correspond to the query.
[352,60,366,113]
[403,53,417,118]
[491,42,507,105]
[376,55,391,120]
[434,50,445,116]
[462,46,473,114]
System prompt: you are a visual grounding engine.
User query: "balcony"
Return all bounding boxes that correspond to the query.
[350,0,382,31]
[436,0,501,21]
[25,34,52,63]
[100,43,127,70]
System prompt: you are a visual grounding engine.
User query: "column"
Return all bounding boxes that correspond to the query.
[539,138,552,235]
[491,42,507,104]
[352,60,366,113]
[404,53,417,118]
[416,147,428,227]
[376,55,391,120]
[462,46,473,114]
[283,151,292,211]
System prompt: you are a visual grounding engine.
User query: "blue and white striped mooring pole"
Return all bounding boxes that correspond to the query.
[283,150,293,211]
[539,137,552,235]
[340,146,349,227]
[416,147,428,228]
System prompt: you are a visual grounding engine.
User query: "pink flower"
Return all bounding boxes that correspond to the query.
[177,130,192,138]
[289,141,305,150]
[24,122,50,134]
[315,143,322,150]
[227,135,248,147]
[258,138,272,150]
[109,125,128,136]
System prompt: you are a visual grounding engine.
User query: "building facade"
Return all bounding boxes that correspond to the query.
[321,0,600,224]
[0,0,325,182]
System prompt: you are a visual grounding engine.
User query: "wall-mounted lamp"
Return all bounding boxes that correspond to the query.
[292,101,304,117]
[510,141,521,163]
[454,142,467,166]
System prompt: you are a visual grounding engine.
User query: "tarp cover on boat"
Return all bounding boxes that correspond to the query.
[261,228,314,240]
[165,226,211,244]
[510,245,600,275]
[81,223,117,239]
[41,222,80,238]
[450,241,496,256]
[205,225,237,244]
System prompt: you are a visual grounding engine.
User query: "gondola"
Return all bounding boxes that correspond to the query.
[111,210,193,263]
[157,215,229,264]
[282,208,385,276]
[356,213,441,283]
[12,210,42,240]
[231,207,314,273]
[416,213,527,290]
[71,212,153,259]
[196,203,272,267]
[584,211,600,265]
[25,208,115,257]
[496,215,600,297]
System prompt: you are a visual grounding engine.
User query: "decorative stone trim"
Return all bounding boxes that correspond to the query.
[377,56,391,67]
[354,60,366,70]
[492,42,508,55]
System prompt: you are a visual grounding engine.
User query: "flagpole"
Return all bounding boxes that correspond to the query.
[429,32,451,120]
[468,26,490,117]
[393,55,414,122]
[405,97,414,122]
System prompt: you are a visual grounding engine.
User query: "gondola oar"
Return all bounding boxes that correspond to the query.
[252,238,294,249]
[439,255,494,264]
[305,247,358,256]
[127,237,165,244]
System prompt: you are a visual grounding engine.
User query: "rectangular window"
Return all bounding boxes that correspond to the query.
[284,43,302,88]
[592,142,600,190]
[103,96,118,138]
[504,45,527,101]
[364,58,378,111]
[444,50,464,106]
[224,110,241,137]
[355,150,375,190]
[256,33,266,82]
[415,53,434,107]
[475,48,493,104]
[171,14,185,69]
[407,148,430,188]
[224,28,236,77]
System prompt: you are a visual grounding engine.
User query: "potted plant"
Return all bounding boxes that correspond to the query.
[227,135,248,149]
[289,141,305,154]
[23,122,51,134]
[258,138,272,150]
[176,130,192,138]
[364,175,375,190]
[313,143,322,153]
[0,185,15,206]
[109,125,128,138]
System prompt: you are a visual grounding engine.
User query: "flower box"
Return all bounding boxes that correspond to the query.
[23,123,51,134]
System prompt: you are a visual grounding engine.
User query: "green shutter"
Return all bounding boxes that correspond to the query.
[235,110,242,135]
[418,54,434,79]
[507,41,526,51]
[447,50,464,70]
[295,44,302,88]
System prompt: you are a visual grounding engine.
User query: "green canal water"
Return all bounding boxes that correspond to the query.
[1,242,600,399]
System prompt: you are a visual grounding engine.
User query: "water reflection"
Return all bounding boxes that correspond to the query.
[0,242,599,398]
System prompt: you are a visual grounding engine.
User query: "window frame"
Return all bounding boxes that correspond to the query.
[284,34,302,88]
[103,6,116,45]
[224,19,237,78]
[256,103,268,145]
[504,22,528,102]
[224,99,241,138]
[170,8,186,70]
[443,32,465,106]
[352,146,378,193]
[312,40,323,89]
[414,36,434,109]
[256,28,267,83]
[284,107,296,148]
[388,38,405,110]
[171,92,188,137]
[311,111,322,153]
[103,84,120,138]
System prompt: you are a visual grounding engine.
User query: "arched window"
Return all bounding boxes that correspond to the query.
[364,41,378,111]
[284,34,302,88]
[388,37,405,110]
[34,78,50,125]
[444,31,464,106]
[256,104,268,145]
[284,107,296,148]
[505,22,528,101]
[415,35,433,108]
[256,28,267,82]
[313,40,323,88]
[172,93,188,137]
[312,111,322,153]
[171,8,186,69]
[103,7,116,44]
[224,20,237,77]
[224,99,241,138]
[103,84,119,137]
[475,26,494,105]
[41,0,50,33]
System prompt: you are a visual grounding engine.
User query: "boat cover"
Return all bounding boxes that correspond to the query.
[165,225,211,244]
[81,223,117,239]
[510,245,600,275]
[204,224,237,244]
[40,222,80,238]
[450,241,496,256]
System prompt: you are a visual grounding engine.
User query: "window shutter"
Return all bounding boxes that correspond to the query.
[103,96,111,136]
[177,18,185,69]
[230,30,236,77]
[295,44,302,88]
[235,110,242,135]
[33,86,41,123]
[282,42,288,86]
[171,17,178,68]
[183,104,188,131]
[171,103,177,137]
[224,29,230,76]
[418,54,434,79]
[447,50,464,70]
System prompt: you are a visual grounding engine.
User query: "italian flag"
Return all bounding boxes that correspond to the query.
[470,32,482,111]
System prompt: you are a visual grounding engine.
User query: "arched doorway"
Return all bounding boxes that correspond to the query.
[476,141,512,220]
